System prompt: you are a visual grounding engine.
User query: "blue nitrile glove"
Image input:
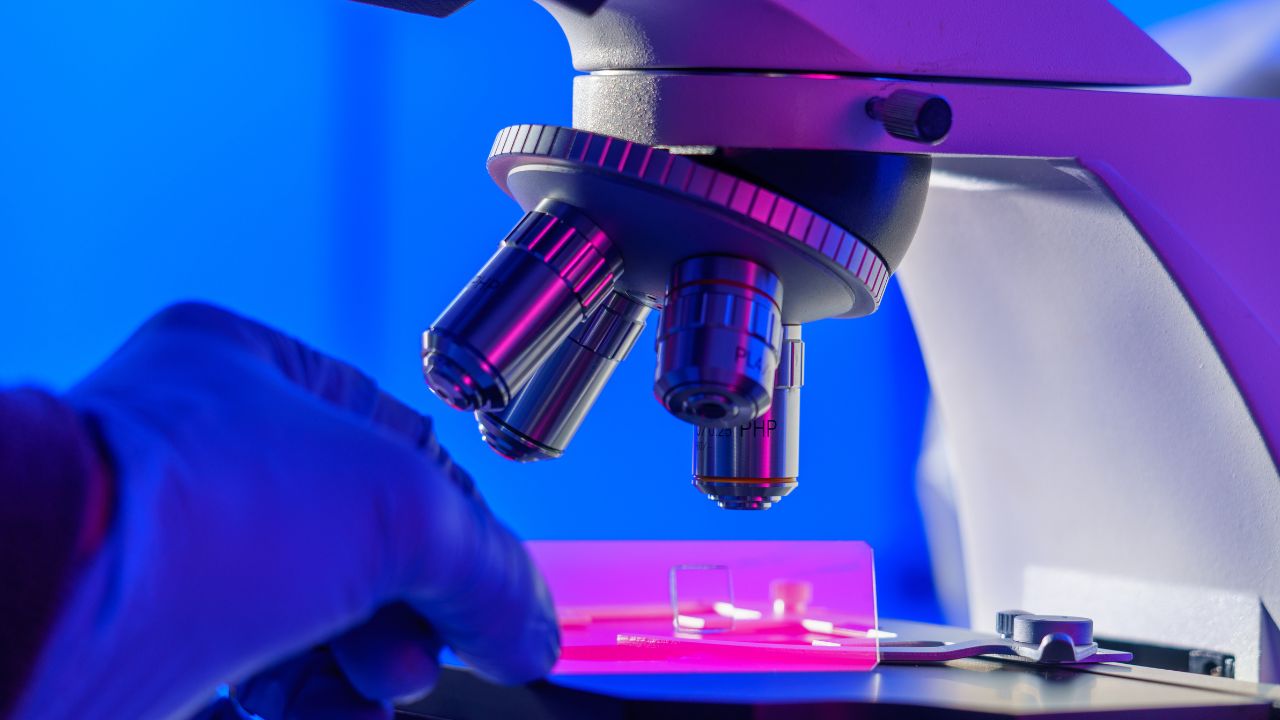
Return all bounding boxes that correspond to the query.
[12,302,559,720]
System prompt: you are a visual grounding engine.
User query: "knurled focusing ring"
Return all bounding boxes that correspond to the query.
[654,256,783,428]
[422,199,622,411]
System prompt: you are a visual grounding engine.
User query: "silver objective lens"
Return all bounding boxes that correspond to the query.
[693,325,803,510]
[654,256,783,428]
[422,199,623,412]
[476,291,655,461]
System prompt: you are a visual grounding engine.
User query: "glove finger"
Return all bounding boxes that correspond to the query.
[331,602,443,704]
[133,302,482,501]
[398,466,560,686]
[236,646,393,720]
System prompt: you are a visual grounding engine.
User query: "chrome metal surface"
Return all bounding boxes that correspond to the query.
[693,325,803,510]
[422,199,622,411]
[487,124,890,323]
[654,256,783,428]
[477,291,653,461]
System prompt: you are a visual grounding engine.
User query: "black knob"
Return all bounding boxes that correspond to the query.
[867,90,953,144]
[1013,615,1094,646]
[996,609,1030,638]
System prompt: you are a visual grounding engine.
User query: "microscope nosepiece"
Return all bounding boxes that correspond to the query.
[422,200,622,412]
[654,256,783,429]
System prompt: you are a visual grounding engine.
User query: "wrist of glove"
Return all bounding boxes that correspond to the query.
[0,388,109,717]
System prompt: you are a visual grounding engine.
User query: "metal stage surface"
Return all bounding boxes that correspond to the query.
[398,620,1280,719]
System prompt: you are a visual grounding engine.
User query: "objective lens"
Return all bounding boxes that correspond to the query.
[654,256,783,428]
[477,291,654,461]
[693,325,803,510]
[422,199,622,411]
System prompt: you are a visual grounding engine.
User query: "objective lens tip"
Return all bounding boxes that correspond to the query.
[476,412,562,462]
[693,478,798,510]
[662,388,768,429]
[423,355,479,411]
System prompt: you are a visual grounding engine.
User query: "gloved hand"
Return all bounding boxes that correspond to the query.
[12,302,559,720]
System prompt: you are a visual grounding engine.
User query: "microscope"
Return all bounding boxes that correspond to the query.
[368,0,1280,715]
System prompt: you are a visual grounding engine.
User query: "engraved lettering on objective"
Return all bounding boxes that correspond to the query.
[697,421,777,442]
[736,419,776,438]
[734,346,764,371]
[469,275,501,292]
[694,427,709,450]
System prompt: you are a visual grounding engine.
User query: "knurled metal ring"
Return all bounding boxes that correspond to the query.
[487,124,893,309]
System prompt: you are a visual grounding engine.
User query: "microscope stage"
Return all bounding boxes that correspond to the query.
[400,620,1277,719]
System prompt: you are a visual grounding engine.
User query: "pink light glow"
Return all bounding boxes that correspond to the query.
[528,540,878,674]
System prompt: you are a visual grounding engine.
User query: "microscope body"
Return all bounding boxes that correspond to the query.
[412,0,1280,681]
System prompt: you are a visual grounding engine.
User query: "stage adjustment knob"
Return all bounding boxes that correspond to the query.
[996,609,1031,638]
[1012,615,1094,646]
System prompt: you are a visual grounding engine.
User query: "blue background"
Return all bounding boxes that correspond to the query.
[0,0,1216,625]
